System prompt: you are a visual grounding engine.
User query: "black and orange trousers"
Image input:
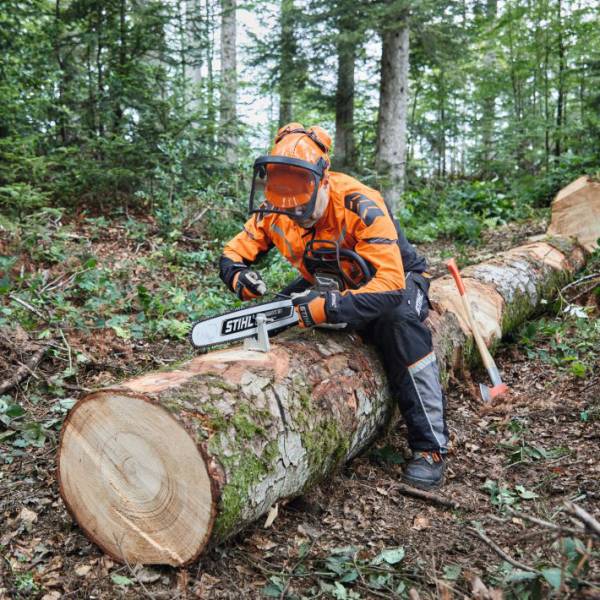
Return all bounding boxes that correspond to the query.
[359,272,449,453]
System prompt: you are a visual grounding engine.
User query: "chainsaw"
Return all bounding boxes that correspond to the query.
[190,241,374,353]
[190,295,299,352]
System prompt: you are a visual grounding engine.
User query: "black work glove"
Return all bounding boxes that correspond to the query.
[233,269,267,301]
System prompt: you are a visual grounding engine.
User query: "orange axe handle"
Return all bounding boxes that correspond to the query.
[446,258,504,388]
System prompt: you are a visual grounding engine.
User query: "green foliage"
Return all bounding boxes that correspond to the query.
[368,443,406,466]
[482,479,540,509]
[0,0,238,213]
[498,417,570,467]
[511,154,600,208]
[263,544,411,598]
[518,315,600,376]
[110,574,134,587]
[0,183,49,217]
[401,179,534,242]
[494,536,597,597]
[0,395,56,449]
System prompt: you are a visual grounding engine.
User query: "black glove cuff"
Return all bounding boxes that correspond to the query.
[234,277,245,300]
[324,291,342,323]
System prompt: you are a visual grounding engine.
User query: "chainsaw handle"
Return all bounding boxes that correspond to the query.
[446,258,466,296]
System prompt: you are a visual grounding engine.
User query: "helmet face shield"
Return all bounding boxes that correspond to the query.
[249,156,326,221]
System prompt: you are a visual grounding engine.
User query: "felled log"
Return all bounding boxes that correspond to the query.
[58,178,597,566]
[547,175,600,253]
[58,340,390,565]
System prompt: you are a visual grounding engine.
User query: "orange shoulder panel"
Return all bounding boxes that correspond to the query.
[222,213,274,264]
[328,172,405,294]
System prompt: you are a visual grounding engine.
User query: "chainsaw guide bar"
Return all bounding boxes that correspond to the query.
[190,298,298,351]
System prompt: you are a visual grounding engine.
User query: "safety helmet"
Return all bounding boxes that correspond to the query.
[249,123,332,221]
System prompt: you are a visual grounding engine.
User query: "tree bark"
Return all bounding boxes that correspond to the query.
[554,0,566,162]
[185,0,204,110]
[58,182,597,566]
[219,0,236,163]
[376,20,409,213]
[479,0,497,174]
[333,21,356,171]
[278,0,295,126]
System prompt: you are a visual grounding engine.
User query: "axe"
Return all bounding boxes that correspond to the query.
[446,258,508,402]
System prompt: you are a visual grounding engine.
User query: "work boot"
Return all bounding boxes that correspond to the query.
[403,451,446,490]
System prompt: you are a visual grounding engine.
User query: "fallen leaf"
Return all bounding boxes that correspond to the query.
[0,529,19,546]
[470,576,489,599]
[193,573,220,598]
[252,536,277,551]
[439,582,454,600]
[75,564,92,577]
[297,523,321,539]
[111,573,134,586]
[264,503,278,528]
[19,507,38,525]
[177,568,189,594]
[41,593,61,600]
[412,515,430,530]
[134,567,161,584]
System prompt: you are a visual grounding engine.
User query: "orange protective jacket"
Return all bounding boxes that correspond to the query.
[220,172,427,327]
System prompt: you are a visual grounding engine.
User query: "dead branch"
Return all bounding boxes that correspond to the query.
[8,293,48,321]
[0,343,51,395]
[563,502,600,539]
[569,281,600,303]
[393,482,465,511]
[560,273,600,293]
[467,526,541,575]
[186,206,210,228]
[506,507,583,535]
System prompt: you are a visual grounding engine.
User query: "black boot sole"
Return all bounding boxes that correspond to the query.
[401,474,445,491]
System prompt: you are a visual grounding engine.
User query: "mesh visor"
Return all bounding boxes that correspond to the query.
[265,164,316,209]
[250,156,324,220]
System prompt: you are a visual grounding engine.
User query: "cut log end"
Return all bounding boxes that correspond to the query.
[57,391,215,566]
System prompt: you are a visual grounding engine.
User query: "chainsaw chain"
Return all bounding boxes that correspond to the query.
[189,297,293,350]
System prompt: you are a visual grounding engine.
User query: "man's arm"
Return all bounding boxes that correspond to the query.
[219,215,274,300]
[325,197,406,327]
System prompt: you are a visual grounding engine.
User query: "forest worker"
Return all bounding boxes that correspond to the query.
[218,123,449,490]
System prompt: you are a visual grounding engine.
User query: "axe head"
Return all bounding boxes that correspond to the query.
[479,382,509,403]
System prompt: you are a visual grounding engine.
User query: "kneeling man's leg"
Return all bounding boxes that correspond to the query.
[369,274,449,487]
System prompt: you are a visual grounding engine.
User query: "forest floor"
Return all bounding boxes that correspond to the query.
[0,212,599,599]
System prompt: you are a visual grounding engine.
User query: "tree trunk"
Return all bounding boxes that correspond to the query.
[333,21,356,171]
[480,0,497,173]
[205,0,217,145]
[554,0,565,162]
[185,0,204,111]
[278,0,295,126]
[376,20,409,213]
[219,0,236,163]
[58,181,597,566]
